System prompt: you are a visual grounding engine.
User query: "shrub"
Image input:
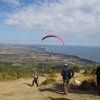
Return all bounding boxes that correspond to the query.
[84,69,89,76]
[41,77,56,85]
[0,73,3,80]
[17,72,23,78]
[72,66,81,72]
[2,72,10,80]
[9,71,17,78]
[91,68,96,74]
[49,72,56,77]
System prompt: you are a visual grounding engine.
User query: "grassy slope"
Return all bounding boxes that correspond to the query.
[0,73,100,100]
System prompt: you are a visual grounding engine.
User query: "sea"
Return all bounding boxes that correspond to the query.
[34,45,100,63]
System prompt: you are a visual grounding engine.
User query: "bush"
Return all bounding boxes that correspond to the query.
[84,69,89,76]
[49,72,56,77]
[17,73,26,78]
[72,66,81,72]
[91,68,96,74]
[9,71,17,78]
[2,72,10,80]
[0,73,3,80]
[42,77,56,85]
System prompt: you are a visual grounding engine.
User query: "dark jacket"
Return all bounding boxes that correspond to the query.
[96,66,100,85]
[61,66,74,80]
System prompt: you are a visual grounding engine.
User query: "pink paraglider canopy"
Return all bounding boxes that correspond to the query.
[42,35,65,45]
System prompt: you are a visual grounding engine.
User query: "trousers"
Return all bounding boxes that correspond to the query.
[32,78,38,87]
[63,80,69,95]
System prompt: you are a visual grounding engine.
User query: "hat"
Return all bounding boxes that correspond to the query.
[64,63,67,66]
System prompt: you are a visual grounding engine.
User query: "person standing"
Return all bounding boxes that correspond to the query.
[61,63,74,95]
[32,69,38,87]
[96,66,100,96]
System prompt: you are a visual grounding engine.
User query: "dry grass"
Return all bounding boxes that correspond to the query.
[0,72,100,100]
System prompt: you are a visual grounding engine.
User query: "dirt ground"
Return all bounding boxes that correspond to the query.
[0,73,100,100]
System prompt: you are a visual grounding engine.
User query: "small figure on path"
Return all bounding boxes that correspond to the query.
[61,63,74,95]
[31,69,38,87]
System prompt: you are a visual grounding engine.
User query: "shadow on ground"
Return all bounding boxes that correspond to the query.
[48,97,73,100]
[39,83,64,95]
[69,83,97,95]
[23,83,32,87]
[39,83,98,96]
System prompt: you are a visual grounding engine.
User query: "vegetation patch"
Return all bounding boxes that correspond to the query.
[41,77,56,85]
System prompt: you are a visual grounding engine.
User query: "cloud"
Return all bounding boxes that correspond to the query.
[1,0,20,5]
[5,0,100,39]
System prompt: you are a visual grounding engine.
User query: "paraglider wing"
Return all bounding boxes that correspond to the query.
[42,35,64,45]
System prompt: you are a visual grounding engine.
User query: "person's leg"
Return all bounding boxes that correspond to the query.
[34,79,38,87]
[67,80,69,91]
[63,80,68,95]
[98,85,100,96]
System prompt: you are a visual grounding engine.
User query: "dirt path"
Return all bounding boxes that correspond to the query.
[0,73,100,100]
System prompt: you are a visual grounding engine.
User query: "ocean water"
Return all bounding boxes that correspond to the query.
[36,45,100,63]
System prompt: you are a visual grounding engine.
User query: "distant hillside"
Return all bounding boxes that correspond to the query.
[0,44,99,68]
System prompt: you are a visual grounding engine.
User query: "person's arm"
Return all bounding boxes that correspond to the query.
[37,72,38,79]
[61,69,64,76]
[71,69,74,78]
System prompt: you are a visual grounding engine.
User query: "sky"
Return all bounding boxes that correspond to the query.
[0,0,100,46]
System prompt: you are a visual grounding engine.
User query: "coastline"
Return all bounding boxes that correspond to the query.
[35,45,100,63]
[32,47,100,67]
[0,44,100,67]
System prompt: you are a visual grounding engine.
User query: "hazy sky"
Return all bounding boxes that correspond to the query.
[0,0,100,46]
